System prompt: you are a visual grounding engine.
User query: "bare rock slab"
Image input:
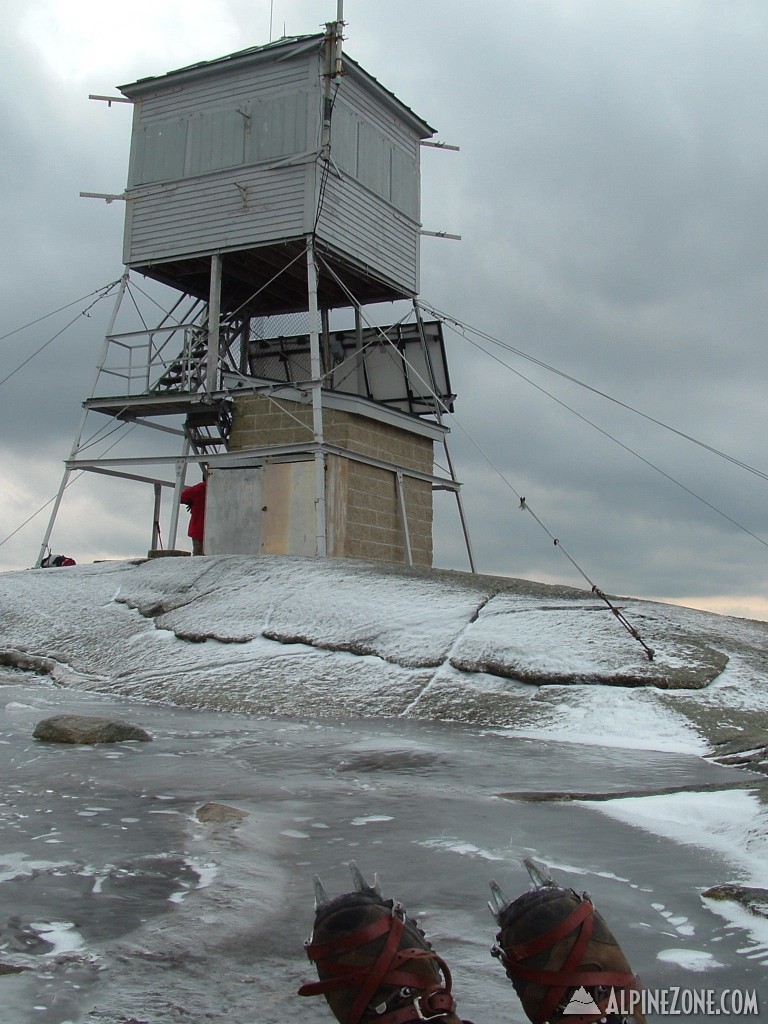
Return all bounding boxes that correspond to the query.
[195,801,248,825]
[33,714,152,744]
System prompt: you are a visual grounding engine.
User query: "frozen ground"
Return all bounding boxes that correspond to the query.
[0,555,767,1022]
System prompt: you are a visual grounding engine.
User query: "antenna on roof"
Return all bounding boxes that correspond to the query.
[334,1,344,76]
[325,1,344,79]
[320,2,345,162]
[269,0,274,41]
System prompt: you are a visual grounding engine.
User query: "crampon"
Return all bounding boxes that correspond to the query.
[488,858,646,1024]
[298,861,463,1024]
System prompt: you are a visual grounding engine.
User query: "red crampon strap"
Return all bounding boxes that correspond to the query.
[298,910,455,1024]
[496,897,640,1024]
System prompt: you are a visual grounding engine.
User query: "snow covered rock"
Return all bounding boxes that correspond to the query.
[701,884,768,918]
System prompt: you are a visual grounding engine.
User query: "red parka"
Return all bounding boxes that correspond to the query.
[180,481,207,542]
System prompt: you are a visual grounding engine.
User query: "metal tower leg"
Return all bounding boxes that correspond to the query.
[412,298,442,420]
[167,436,191,551]
[151,483,162,550]
[306,239,327,557]
[206,254,222,391]
[443,437,476,574]
[395,469,414,566]
[412,299,476,574]
[36,468,74,567]
[35,273,130,567]
[354,305,367,397]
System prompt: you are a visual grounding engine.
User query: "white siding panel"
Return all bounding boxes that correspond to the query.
[125,53,322,190]
[335,74,422,155]
[130,92,317,186]
[248,90,310,162]
[126,165,308,264]
[140,57,319,120]
[188,108,246,176]
[391,147,418,221]
[357,120,391,201]
[331,103,358,176]
[132,119,188,184]
[330,96,419,219]
[316,175,419,295]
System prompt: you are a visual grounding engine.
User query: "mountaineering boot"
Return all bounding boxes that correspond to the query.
[489,860,646,1024]
[298,862,464,1024]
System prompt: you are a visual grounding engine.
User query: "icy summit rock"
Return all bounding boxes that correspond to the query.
[32,714,152,744]
[701,884,768,919]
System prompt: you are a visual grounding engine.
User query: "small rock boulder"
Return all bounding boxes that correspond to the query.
[0,962,30,975]
[701,884,768,918]
[195,802,248,825]
[33,714,152,744]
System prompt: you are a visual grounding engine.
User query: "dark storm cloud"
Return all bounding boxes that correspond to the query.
[0,23,129,473]
[385,0,768,606]
[1,0,767,615]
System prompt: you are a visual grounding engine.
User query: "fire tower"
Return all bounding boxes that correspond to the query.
[38,14,474,569]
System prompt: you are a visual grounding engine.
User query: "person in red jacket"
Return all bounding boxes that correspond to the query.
[180,476,207,555]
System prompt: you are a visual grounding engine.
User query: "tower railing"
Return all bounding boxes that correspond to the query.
[94,322,216,396]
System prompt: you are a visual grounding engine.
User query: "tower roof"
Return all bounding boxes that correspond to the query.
[119,33,436,139]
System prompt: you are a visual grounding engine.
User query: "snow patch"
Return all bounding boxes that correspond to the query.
[581,790,768,884]
[29,920,85,956]
[656,948,724,972]
[418,837,505,861]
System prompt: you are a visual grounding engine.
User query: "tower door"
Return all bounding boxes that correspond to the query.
[205,462,315,557]
[260,461,316,556]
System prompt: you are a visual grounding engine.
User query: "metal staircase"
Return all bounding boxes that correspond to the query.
[184,399,233,452]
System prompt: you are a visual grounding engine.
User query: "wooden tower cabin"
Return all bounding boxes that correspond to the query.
[38,16,475,570]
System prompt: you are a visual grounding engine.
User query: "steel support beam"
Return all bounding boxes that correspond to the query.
[151,483,162,550]
[306,240,327,556]
[443,438,476,573]
[206,253,222,392]
[168,437,192,550]
[36,273,130,567]
[395,469,413,566]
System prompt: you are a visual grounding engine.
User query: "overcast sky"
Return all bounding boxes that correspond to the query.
[2,0,768,622]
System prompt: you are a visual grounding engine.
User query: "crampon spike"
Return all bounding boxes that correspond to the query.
[348,860,382,896]
[523,857,555,888]
[488,879,508,922]
[313,874,330,909]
